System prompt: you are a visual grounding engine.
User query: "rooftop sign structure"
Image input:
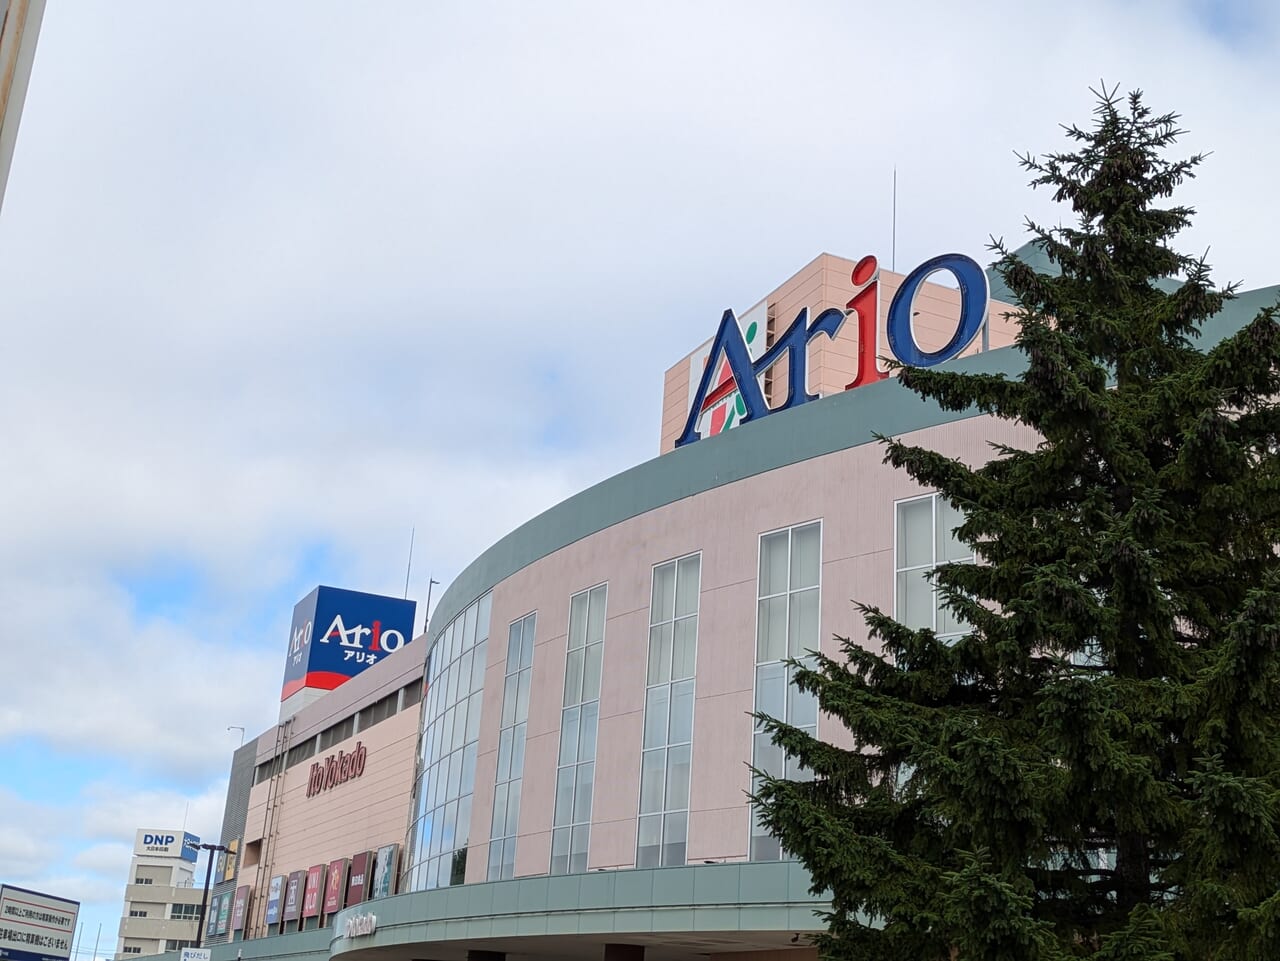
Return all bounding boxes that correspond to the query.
[280,586,416,714]
[676,251,991,447]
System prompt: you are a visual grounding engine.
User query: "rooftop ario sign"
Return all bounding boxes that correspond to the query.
[676,252,990,447]
[281,587,417,703]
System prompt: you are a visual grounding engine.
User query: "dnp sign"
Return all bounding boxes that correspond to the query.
[133,829,199,861]
[280,587,417,702]
[676,252,990,447]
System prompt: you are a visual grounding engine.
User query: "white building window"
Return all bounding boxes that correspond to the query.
[751,520,821,861]
[895,493,973,640]
[551,583,606,875]
[637,553,700,868]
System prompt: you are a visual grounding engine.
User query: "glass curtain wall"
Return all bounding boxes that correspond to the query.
[406,592,490,890]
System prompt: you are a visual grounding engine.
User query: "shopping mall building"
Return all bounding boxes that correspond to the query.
[186,247,1278,961]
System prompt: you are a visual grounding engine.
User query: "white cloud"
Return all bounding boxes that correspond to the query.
[78,781,226,848]
[71,843,134,879]
[0,825,52,881]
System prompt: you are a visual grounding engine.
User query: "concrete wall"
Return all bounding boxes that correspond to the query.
[233,644,426,938]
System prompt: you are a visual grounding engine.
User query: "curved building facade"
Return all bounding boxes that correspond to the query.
[187,250,1278,961]
[405,347,1036,898]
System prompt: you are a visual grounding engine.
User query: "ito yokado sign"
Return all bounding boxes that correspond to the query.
[676,251,991,447]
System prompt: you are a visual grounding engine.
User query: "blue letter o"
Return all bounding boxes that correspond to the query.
[885,253,989,368]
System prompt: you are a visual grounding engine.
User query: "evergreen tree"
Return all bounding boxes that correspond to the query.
[752,87,1280,961]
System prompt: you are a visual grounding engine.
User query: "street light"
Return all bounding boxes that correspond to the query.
[186,840,231,948]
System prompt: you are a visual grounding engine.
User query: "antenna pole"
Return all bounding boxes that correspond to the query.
[403,527,415,599]
[891,166,897,272]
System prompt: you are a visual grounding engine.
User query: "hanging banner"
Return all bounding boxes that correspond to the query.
[230,887,250,933]
[323,859,348,915]
[281,871,305,922]
[301,865,324,919]
[264,876,284,926]
[346,851,373,906]
[371,844,398,899]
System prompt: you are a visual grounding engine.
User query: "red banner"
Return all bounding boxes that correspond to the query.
[346,850,373,905]
[324,858,348,915]
[301,864,324,919]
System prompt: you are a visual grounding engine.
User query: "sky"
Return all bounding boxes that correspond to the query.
[1,1,1278,958]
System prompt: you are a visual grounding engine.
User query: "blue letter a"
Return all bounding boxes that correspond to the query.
[675,310,769,448]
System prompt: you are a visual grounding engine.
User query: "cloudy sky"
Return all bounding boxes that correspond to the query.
[1,1,1278,957]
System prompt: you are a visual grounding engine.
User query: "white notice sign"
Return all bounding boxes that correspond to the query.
[0,885,80,961]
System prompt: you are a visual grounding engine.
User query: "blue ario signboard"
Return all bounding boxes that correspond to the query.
[280,587,417,702]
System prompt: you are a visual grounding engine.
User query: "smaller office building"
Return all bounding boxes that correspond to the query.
[114,830,203,959]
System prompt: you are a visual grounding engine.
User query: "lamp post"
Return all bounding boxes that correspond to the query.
[188,840,230,948]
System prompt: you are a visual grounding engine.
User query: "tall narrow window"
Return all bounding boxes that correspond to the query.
[637,553,700,868]
[551,583,607,875]
[751,520,821,861]
[488,612,535,880]
[895,493,973,641]
[406,592,490,891]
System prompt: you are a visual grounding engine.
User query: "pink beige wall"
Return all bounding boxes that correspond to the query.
[465,412,1037,879]
[660,252,1021,452]
[240,709,418,936]
[229,408,1035,896]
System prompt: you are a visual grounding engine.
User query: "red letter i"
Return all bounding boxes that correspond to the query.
[845,255,888,390]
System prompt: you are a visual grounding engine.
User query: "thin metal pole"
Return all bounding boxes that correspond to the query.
[891,166,897,272]
[403,527,415,599]
[196,852,213,947]
[194,845,226,948]
[424,578,439,630]
[90,923,101,961]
